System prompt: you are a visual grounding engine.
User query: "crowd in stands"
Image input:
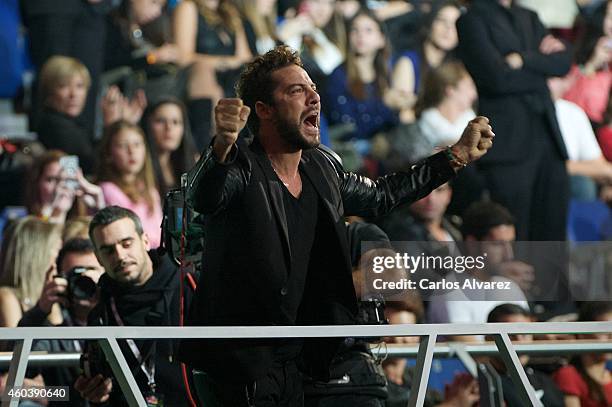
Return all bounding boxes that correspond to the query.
[0,0,611,405]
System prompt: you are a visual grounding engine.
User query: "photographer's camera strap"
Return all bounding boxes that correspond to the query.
[110,296,157,393]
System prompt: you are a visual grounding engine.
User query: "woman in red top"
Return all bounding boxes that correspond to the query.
[553,302,612,407]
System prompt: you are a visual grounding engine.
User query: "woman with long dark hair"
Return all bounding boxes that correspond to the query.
[402,0,462,97]
[554,302,612,407]
[325,8,413,144]
[142,98,198,198]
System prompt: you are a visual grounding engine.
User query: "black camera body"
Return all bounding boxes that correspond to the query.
[161,185,204,268]
[64,267,98,302]
[358,294,387,326]
[80,341,113,379]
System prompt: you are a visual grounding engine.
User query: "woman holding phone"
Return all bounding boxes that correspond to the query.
[24,150,105,224]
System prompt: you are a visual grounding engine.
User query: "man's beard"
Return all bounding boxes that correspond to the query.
[273,115,319,150]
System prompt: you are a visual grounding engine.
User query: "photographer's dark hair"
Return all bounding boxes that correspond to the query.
[89,206,144,244]
[487,303,531,323]
[56,238,96,273]
[461,200,515,240]
[235,45,303,136]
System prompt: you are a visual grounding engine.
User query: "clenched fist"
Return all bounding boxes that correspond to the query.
[213,98,251,162]
[450,116,495,170]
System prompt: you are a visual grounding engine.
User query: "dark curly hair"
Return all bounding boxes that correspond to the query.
[235,45,303,137]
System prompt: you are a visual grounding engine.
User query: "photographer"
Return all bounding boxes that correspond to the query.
[73,206,193,406]
[18,238,105,407]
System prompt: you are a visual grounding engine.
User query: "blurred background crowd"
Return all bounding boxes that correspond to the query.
[0,0,611,406]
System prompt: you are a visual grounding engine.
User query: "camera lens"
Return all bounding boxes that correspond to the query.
[71,275,97,300]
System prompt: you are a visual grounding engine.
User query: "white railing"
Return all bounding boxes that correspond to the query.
[0,322,611,407]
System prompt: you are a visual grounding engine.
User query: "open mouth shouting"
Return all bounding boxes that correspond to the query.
[302,111,319,133]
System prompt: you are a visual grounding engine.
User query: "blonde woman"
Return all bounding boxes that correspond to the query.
[37,56,146,175]
[0,216,63,328]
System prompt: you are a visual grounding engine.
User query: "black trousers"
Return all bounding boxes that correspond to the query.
[478,114,569,241]
[193,360,304,407]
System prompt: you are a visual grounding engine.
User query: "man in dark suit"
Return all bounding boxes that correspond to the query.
[179,45,495,406]
[456,0,572,241]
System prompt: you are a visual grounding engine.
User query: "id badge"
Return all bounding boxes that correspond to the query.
[144,391,164,407]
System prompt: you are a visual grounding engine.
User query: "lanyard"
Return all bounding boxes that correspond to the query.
[110,296,157,392]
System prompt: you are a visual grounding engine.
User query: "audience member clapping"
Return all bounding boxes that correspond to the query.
[37,56,146,176]
[96,121,163,248]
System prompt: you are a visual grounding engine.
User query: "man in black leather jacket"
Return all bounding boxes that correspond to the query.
[178,45,495,407]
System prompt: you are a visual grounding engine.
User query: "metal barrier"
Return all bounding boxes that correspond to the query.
[1,322,611,407]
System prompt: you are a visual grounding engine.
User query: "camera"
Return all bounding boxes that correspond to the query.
[80,341,113,379]
[64,267,98,302]
[161,180,204,268]
[358,294,387,326]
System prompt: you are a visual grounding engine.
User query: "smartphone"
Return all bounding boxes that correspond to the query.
[59,155,79,190]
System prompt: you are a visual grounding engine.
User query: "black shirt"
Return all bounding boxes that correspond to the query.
[88,250,191,406]
[275,166,318,361]
[279,165,318,322]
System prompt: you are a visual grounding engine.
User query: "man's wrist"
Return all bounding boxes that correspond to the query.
[447,145,469,171]
[212,139,233,163]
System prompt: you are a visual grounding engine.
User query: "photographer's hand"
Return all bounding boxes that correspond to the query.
[37,264,68,314]
[74,374,112,403]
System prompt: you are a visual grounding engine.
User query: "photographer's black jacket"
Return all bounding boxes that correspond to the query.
[178,138,455,382]
[88,250,191,406]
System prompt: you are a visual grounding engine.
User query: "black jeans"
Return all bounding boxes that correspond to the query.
[193,360,304,407]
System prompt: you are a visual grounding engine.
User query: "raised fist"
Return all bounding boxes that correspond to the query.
[451,116,495,167]
[213,98,251,159]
